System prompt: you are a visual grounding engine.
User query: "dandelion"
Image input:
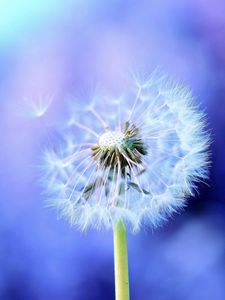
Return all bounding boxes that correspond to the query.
[42,72,210,300]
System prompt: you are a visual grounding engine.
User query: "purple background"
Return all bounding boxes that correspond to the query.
[0,1,225,299]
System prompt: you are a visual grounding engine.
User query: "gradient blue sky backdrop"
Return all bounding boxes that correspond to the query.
[0,1,225,299]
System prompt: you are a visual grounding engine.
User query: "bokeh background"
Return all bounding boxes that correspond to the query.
[1,1,225,299]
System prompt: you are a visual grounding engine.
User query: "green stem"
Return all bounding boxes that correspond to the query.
[113,220,130,300]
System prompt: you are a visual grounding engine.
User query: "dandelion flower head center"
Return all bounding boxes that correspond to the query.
[92,122,148,171]
[99,131,125,150]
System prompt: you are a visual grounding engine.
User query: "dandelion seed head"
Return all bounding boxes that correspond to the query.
[41,72,210,232]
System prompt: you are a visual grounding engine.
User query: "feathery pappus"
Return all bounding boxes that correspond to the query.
[41,72,210,231]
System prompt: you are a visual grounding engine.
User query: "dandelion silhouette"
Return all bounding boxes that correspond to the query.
[42,72,210,300]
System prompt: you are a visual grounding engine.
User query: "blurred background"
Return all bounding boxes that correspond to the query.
[0,1,225,299]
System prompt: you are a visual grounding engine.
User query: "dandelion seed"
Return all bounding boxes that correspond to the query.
[41,73,210,232]
[17,94,54,118]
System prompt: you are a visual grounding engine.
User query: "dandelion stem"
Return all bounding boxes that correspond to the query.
[113,220,130,300]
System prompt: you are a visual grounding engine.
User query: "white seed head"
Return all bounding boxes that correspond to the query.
[42,72,210,232]
[99,131,125,150]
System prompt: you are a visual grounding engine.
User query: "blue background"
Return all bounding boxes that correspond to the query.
[0,1,225,299]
